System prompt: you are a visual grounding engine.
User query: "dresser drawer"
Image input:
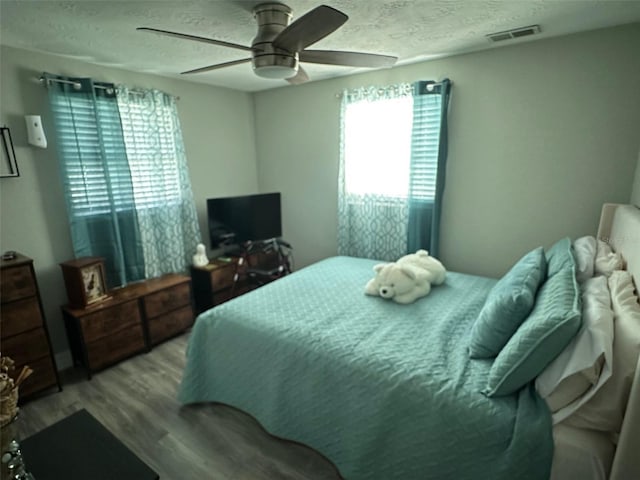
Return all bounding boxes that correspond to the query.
[212,289,232,306]
[143,282,191,319]
[1,328,50,366]
[213,282,252,306]
[86,324,145,371]
[0,297,43,337]
[15,355,57,399]
[148,305,194,345]
[1,265,36,303]
[211,264,236,292]
[80,300,141,343]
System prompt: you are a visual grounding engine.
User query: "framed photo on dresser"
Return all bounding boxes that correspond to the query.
[60,257,110,308]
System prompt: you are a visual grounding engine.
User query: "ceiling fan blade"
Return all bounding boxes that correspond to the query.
[137,27,252,52]
[286,66,310,85]
[300,50,397,68]
[273,5,348,52]
[181,58,252,75]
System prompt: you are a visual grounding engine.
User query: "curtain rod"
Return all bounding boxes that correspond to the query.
[424,81,442,91]
[334,81,444,99]
[37,76,177,99]
[38,76,116,94]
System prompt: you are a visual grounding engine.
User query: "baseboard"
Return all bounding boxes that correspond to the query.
[55,350,73,371]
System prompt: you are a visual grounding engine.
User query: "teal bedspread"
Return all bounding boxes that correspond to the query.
[178,256,553,479]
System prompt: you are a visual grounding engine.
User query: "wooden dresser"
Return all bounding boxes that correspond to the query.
[0,253,61,400]
[62,274,193,378]
[191,259,239,313]
[191,248,287,314]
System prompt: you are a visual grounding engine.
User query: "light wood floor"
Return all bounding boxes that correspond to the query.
[16,332,342,480]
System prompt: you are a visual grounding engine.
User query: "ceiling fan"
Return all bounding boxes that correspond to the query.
[137,2,397,84]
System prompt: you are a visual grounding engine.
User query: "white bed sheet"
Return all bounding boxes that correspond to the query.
[551,424,614,480]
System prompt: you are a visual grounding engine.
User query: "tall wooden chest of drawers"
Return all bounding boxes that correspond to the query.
[0,253,61,400]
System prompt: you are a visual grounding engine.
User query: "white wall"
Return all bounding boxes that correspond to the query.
[2,23,640,362]
[254,23,640,277]
[0,45,259,358]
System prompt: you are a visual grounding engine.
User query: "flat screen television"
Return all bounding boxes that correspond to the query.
[207,192,282,248]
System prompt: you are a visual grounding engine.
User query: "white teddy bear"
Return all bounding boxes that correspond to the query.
[364,250,446,304]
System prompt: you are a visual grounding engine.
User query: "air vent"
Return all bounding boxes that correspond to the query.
[486,25,541,42]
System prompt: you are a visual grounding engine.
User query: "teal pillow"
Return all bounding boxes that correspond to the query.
[483,266,582,397]
[469,247,547,358]
[546,237,574,277]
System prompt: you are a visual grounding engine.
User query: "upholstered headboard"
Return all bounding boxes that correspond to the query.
[598,204,640,284]
[597,203,640,480]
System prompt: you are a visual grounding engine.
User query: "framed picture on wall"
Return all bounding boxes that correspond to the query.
[1,127,19,178]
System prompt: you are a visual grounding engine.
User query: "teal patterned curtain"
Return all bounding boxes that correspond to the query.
[116,87,201,277]
[45,73,145,286]
[337,84,413,261]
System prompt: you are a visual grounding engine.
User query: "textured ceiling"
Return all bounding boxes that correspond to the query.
[2,1,640,92]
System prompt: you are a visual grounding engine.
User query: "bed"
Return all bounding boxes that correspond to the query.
[179,203,640,480]
[549,203,640,480]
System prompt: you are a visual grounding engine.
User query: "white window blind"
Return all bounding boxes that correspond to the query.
[51,90,185,218]
[409,94,442,201]
[118,99,182,210]
[50,92,135,217]
[343,92,442,202]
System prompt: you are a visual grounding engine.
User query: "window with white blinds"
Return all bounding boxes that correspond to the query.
[50,90,184,218]
[118,99,183,210]
[409,93,442,201]
[343,91,442,201]
[50,92,135,217]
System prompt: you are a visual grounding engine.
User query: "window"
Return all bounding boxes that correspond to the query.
[46,75,201,285]
[344,96,413,198]
[408,92,443,201]
[337,80,451,261]
[50,91,135,217]
[118,100,183,210]
[342,88,442,202]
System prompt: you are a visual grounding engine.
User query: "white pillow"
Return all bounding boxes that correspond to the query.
[594,239,624,276]
[572,236,596,283]
[563,271,640,437]
[536,275,614,423]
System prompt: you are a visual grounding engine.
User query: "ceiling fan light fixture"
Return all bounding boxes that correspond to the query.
[254,64,298,79]
[252,53,298,79]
